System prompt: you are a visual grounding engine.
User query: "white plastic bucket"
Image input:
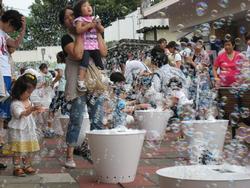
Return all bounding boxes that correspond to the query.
[135,110,172,140]
[182,120,228,161]
[157,165,250,188]
[86,129,146,183]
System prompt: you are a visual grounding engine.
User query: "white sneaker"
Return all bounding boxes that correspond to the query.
[77,80,87,92]
[65,159,76,169]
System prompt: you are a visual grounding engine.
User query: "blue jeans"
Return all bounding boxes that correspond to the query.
[87,95,105,130]
[66,95,105,146]
[66,96,86,147]
[0,76,12,119]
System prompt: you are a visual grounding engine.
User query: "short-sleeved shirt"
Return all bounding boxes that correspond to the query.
[61,34,85,101]
[74,16,99,50]
[214,51,242,87]
[61,34,74,57]
[55,63,66,91]
[8,100,36,130]
[0,29,11,76]
[124,60,150,84]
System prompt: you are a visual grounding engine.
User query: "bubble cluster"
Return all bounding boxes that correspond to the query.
[246,10,250,22]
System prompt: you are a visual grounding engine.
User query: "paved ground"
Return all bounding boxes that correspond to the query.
[0,131,185,188]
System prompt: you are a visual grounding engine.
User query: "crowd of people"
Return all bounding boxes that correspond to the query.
[0,0,250,177]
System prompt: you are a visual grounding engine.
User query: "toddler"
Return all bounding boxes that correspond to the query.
[8,73,45,177]
[73,0,105,91]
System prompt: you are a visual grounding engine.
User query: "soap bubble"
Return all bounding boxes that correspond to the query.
[240,2,247,11]
[239,26,246,35]
[209,35,217,43]
[246,12,250,22]
[234,38,241,46]
[224,34,232,41]
[218,0,229,8]
[177,24,185,32]
[211,9,218,17]
[196,2,208,16]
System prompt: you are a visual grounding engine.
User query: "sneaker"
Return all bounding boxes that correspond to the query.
[77,80,87,92]
[65,159,76,169]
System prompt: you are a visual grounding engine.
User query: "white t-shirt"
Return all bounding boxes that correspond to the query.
[180,47,192,57]
[0,29,11,76]
[8,100,36,130]
[55,63,66,91]
[175,53,182,62]
[124,60,150,84]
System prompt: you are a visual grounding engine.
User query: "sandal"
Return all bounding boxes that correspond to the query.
[23,166,37,175]
[13,168,26,177]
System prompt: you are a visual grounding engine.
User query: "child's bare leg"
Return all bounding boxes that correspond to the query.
[22,154,37,174]
[0,119,4,144]
[13,155,22,169]
[66,146,74,160]
[78,67,88,92]
[79,67,87,81]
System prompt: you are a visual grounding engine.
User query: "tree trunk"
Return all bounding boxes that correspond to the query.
[0,0,3,16]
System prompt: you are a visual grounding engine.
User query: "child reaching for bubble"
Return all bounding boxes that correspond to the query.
[106,72,151,128]
[8,73,46,177]
[73,0,105,92]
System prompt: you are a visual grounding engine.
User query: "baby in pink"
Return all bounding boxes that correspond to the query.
[73,0,105,92]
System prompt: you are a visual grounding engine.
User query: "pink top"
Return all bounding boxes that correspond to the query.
[214,51,242,87]
[73,16,99,50]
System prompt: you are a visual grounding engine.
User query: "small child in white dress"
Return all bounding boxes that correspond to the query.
[8,73,45,177]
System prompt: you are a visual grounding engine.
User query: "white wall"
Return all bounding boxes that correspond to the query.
[104,7,168,42]
[12,46,62,63]
[104,8,142,41]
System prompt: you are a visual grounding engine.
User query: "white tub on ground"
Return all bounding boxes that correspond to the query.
[157,165,250,188]
[182,120,228,162]
[86,129,146,183]
[135,110,173,140]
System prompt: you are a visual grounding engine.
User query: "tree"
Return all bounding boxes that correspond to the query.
[28,0,68,48]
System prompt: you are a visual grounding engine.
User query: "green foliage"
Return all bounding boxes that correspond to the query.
[23,0,68,49]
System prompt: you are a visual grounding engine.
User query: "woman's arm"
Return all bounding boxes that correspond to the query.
[213,66,220,80]
[63,34,84,61]
[7,17,26,48]
[97,33,107,57]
